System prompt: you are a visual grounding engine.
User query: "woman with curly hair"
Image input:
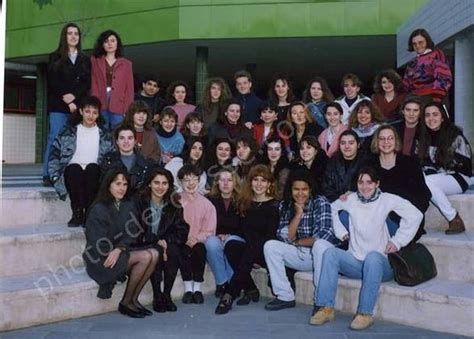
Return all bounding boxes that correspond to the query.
[197,77,232,128]
[372,69,406,122]
[215,165,280,314]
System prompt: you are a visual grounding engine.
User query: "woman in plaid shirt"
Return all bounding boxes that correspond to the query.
[263,170,340,312]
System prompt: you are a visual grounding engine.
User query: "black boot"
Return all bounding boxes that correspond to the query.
[151,271,166,312]
[236,289,260,305]
[68,208,84,227]
[215,293,233,315]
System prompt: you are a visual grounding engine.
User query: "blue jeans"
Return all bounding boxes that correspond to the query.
[316,248,394,315]
[205,235,245,285]
[101,110,124,132]
[43,112,70,177]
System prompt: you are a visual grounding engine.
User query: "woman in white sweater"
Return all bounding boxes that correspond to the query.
[311,166,422,330]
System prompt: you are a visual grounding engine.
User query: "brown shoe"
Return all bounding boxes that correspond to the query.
[350,314,374,330]
[309,307,335,325]
[446,213,465,234]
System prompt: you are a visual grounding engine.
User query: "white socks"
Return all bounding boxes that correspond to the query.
[193,282,201,292]
[184,281,193,292]
[184,281,202,292]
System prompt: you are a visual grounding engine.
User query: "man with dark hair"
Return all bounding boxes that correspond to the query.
[233,70,263,127]
[134,74,166,123]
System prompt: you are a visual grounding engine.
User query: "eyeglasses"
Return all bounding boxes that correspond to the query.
[378,136,395,143]
[182,177,199,184]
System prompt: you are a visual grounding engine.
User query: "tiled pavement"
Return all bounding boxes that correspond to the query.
[0,296,466,339]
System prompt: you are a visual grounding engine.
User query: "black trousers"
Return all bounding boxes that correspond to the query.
[180,243,206,282]
[64,163,100,211]
[150,243,181,298]
[225,240,258,298]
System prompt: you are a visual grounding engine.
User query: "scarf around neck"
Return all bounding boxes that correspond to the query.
[357,188,381,204]
[157,125,177,138]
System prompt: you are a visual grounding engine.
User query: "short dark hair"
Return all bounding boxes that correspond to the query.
[234,70,252,82]
[113,123,136,142]
[339,129,360,144]
[324,102,343,116]
[141,74,160,86]
[177,164,201,180]
[357,166,380,183]
[282,169,316,203]
[400,96,423,111]
[79,95,101,111]
[408,28,435,52]
[160,107,178,121]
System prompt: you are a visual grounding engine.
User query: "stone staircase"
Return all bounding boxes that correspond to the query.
[0,185,473,336]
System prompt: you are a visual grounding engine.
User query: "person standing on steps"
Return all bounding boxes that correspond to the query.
[43,22,91,186]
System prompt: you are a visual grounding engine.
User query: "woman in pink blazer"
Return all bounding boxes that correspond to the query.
[318,102,348,158]
[91,30,134,131]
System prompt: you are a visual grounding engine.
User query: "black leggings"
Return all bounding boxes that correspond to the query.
[225,240,259,298]
[150,243,181,297]
[64,163,100,211]
[180,243,206,282]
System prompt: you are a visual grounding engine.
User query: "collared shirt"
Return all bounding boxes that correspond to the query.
[277,196,337,244]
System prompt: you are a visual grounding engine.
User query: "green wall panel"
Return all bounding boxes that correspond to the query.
[6,0,428,59]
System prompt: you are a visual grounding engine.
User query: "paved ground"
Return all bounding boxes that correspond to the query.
[0,296,466,339]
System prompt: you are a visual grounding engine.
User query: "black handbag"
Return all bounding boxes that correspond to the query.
[388,243,437,286]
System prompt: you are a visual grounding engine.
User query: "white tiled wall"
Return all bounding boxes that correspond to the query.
[2,113,36,163]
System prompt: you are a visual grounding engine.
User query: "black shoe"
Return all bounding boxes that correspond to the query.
[215,294,233,315]
[153,297,167,313]
[193,291,204,304]
[182,291,194,304]
[164,295,177,312]
[236,289,260,306]
[42,176,53,187]
[136,303,153,316]
[215,283,228,298]
[118,303,145,318]
[68,208,85,227]
[264,298,296,311]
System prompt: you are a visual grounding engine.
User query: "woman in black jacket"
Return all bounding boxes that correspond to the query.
[322,130,367,202]
[370,125,431,241]
[43,23,91,186]
[134,167,189,312]
[82,168,159,318]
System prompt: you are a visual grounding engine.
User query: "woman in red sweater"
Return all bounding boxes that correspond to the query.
[91,30,134,131]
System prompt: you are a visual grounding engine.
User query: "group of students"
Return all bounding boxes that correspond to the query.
[43,22,473,330]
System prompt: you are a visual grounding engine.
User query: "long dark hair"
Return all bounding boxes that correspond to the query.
[408,28,435,52]
[55,23,82,59]
[93,30,124,57]
[302,76,334,103]
[139,166,179,206]
[417,102,465,168]
[268,73,295,104]
[181,136,206,173]
[205,138,234,170]
[93,167,130,206]
[124,100,153,130]
[258,137,289,177]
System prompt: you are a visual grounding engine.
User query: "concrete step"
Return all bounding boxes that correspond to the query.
[419,230,474,282]
[0,187,70,228]
[425,194,474,232]
[0,267,216,332]
[0,224,85,277]
[251,271,474,337]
